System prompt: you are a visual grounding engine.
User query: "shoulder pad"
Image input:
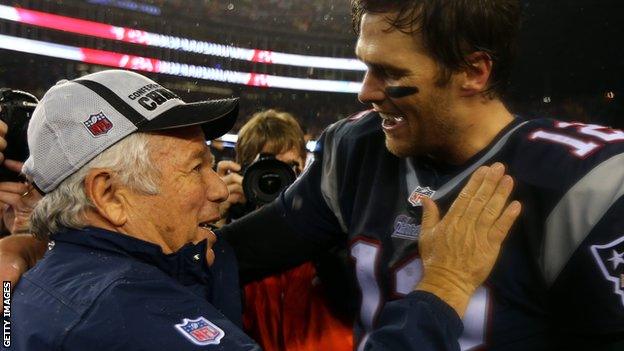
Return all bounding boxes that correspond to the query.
[509,118,624,190]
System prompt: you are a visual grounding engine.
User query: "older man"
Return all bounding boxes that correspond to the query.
[2,69,520,351]
[8,70,261,350]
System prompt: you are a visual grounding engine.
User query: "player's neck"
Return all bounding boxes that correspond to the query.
[436,99,514,166]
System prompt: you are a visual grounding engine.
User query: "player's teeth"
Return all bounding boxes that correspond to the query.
[393,116,405,122]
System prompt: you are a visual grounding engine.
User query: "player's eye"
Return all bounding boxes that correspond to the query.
[192,164,202,173]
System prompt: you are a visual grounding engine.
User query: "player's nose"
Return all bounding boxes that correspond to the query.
[358,71,385,105]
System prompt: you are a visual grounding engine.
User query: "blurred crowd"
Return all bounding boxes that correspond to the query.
[160,0,353,37]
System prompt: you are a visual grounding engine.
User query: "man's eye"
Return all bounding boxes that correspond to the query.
[193,164,202,172]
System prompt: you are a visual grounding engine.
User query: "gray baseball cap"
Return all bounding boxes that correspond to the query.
[23,69,239,193]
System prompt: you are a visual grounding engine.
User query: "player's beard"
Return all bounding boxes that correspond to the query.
[384,87,456,158]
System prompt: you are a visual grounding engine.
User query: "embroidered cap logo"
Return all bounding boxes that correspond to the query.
[83,112,113,137]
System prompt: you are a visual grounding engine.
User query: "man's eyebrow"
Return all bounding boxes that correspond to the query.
[370,62,410,75]
[190,149,205,160]
[357,56,410,75]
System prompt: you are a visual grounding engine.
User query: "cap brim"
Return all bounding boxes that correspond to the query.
[138,98,239,140]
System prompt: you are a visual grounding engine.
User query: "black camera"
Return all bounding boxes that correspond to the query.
[0,88,38,182]
[242,153,297,207]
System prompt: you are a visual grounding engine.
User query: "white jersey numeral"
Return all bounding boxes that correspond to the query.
[351,240,489,351]
[529,122,624,158]
[556,122,624,142]
[529,130,601,157]
[350,240,382,331]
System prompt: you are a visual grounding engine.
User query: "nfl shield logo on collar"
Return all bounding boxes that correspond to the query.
[408,186,436,207]
[174,317,225,346]
[83,112,113,137]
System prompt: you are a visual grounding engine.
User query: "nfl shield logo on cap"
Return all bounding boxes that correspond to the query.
[174,317,225,346]
[83,112,113,137]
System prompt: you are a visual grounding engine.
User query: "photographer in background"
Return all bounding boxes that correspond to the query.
[0,89,42,237]
[217,109,306,223]
[217,109,354,351]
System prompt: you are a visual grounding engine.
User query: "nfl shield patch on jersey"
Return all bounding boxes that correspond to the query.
[590,236,624,306]
[408,186,436,207]
[83,112,113,137]
[174,317,225,346]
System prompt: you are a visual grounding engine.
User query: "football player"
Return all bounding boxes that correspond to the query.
[221,1,624,350]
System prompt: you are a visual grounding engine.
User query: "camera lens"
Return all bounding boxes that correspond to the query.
[258,173,282,194]
[242,154,297,207]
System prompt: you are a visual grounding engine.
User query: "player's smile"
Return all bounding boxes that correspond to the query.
[379,111,407,132]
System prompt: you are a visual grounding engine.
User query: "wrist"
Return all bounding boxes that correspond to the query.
[415,266,477,318]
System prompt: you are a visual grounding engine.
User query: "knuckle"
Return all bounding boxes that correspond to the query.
[457,190,472,201]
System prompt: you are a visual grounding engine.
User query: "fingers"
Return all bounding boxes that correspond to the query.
[3,159,24,173]
[0,182,31,210]
[476,175,514,229]
[226,182,245,204]
[0,120,6,163]
[0,182,29,194]
[444,166,488,220]
[216,160,241,177]
[488,201,522,243]
[0,120,7,138]
[461,163,505,223]
[420,197,440,233]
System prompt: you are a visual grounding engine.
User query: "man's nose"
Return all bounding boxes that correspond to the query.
[206,171,229,203]
[358,71,385,105]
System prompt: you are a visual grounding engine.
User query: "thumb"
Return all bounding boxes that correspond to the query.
[421,197,440,232]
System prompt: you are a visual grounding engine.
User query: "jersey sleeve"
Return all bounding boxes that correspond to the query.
[525,121,624,337]
[62,278,261,351]
[549,194,624,337]
[221,121,349,282]
[364,291,463,351]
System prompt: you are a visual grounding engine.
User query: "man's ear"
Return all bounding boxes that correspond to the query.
[83,169,128,226]
[459,51,493,97]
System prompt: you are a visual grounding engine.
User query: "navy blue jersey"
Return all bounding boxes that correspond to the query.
[223,111,624,350]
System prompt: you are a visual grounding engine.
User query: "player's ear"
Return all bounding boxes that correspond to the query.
[459,51,493,97]
[83,168,128,226]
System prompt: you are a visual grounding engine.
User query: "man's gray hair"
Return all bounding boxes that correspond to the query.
[30,132,160,239]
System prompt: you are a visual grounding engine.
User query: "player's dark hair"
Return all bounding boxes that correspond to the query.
[351,0,521,98]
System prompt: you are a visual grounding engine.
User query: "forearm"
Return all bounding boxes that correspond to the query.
[0,234,47,286]
[365,291,462,351]
[0,234,46,266]
[219,202,328,283]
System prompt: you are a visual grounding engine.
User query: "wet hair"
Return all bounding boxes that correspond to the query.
[352,0,521,97]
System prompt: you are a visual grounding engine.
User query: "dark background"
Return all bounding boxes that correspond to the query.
[0,0,622,137]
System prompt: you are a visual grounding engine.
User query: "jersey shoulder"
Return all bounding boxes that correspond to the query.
[322,110,383,148]
[506,118,624,190]
[317,110,390,167]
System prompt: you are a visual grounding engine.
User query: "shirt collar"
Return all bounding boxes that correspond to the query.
[50,226,211,285]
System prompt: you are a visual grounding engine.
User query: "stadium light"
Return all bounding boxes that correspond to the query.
[0,34,362,94]
[0,5,367,71]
